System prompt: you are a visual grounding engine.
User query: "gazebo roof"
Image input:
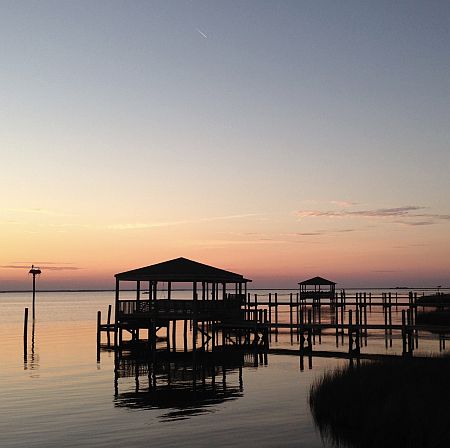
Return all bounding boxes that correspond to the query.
[298,276,336,286]
[115,257,251,283]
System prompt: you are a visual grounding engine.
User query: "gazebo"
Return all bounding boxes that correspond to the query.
[114,257,251,349]
[298,276,336,304]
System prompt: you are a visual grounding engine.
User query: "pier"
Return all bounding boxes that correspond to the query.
[98,288,449,362]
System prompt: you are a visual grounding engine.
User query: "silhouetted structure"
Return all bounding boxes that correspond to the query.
[28,265,41,319]
[113,257,254,351]
[299,276,336,304]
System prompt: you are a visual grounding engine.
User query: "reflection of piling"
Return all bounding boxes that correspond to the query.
[348,309,360,357]
[402,309,414,356]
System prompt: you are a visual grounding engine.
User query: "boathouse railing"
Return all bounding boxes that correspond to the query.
[117,296,244,319]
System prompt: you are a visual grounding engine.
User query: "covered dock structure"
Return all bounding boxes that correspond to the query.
[299,276,336,305]
[114,257,253,350]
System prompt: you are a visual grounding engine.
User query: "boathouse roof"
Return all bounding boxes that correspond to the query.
[298,276,336,286]
[115,257,251,283]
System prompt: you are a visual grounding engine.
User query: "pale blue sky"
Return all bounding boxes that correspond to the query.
[1,1,450,287]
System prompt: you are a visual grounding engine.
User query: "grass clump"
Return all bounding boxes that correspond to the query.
[309,357,450,448]
[416,293,450,306]
[416,310,450,328]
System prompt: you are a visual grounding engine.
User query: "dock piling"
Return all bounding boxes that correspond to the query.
[23,307,28,358]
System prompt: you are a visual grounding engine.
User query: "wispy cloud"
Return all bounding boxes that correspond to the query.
[3,208,73,217]
[12,261,75,265]
[1,264,82,271]
[394,220,435,227]
[107,213,260,230]
[330,200,359,207]
[297,206,424,219]
[296,205,450,226]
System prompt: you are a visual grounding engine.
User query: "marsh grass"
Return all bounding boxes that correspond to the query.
[416,310,450,327]
[416,293,450,306]
[309,357,450,448]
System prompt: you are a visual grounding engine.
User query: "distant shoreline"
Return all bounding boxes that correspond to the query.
[0,287,448,293]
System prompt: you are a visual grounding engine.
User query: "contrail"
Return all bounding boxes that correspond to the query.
[196,28,208,39]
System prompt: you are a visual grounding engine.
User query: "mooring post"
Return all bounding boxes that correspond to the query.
[289,293,293,328]
[24,307,28,358]
[388,294,392,329]
[401,310,407,355]
[384,296,388,327]
[335,301,339,338]
[172,320,177,352]
[106,304,112,347]
[275,293,278,334]
[183,319,188,352]
[407,309,413,354]
[348,309,353,354]
[97,310,101,361]
[268,293,272,323]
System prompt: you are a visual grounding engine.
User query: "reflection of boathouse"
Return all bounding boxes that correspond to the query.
[114,257,266,351]
[299,276,336,304]
[114,348,267,419]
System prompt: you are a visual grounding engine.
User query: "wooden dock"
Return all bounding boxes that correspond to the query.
[97,289,450,362]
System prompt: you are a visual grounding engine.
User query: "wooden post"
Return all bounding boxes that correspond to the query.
[183,319,188,352]
[348,309,353,354]
[268,293,272,323]
[307,309,312,351]
[97,310,101,361]
[335,301,339,345]
[388,293,392,327]
[289,293,293,327]
[172,320,177,352]
[114,278,120,348]
[407,309,413,354]
[32,274,36,320]
[401,310,407,355]
[193,319,197,353]
[106,304,112,347]
[24,307,28,358]
[275,293,278,334]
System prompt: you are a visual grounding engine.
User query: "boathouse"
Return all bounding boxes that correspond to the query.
[299,276,336,304]
[113,257,251,349]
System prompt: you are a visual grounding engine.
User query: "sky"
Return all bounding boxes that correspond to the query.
[1,1,450,289]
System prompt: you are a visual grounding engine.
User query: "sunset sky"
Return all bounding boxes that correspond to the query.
[1,1,450,289]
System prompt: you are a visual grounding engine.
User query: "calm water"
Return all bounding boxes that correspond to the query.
[0,290,447,447]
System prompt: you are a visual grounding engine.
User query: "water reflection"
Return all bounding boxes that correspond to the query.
[113,348,267,420]
[24,320,39,371]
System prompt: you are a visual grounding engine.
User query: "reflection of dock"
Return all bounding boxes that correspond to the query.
[269,348,433,361]
[113,347,266,419]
